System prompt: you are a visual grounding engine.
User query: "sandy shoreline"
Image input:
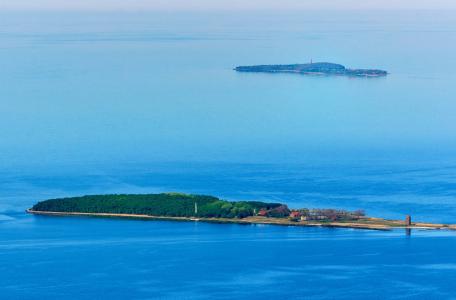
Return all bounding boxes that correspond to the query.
[26,209,456,231]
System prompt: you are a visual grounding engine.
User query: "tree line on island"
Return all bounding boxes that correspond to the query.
[32,193,365,221]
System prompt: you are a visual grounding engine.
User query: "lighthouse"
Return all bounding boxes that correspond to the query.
[405,215,411,226]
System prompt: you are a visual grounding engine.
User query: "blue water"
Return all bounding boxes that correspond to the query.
[1,11,456,299]
[2,213,456,299]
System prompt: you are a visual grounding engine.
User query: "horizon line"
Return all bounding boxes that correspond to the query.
[1,7,456,13]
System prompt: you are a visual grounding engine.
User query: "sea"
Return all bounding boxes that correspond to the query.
[1,10,456,299]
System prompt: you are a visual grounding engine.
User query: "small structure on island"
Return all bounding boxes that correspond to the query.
[289,211,301,219]
[189,202,200,221]
[257,209,268,217]
[289,211,301,222]
[405,215,411,226]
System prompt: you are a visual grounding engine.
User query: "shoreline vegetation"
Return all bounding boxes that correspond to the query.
[234,62,388,77]
[27,193,454,231]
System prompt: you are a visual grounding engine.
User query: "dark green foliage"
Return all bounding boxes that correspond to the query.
[235,62,387,77]
[32,193,283,219]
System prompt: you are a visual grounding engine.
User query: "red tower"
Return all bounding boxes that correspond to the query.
[405,215,411,226]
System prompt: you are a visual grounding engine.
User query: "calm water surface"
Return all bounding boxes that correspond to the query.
[1,11,456,299]
[2,162,456,299]
[2,212,456,299]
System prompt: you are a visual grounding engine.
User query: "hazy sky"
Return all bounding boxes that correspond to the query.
[1,0,456,11]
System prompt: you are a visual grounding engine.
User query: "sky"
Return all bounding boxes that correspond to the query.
[1,0,456,12]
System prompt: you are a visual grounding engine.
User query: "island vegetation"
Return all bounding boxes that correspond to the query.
[29,193,453,231]
[235,62,387,77]
[31,193,289,219]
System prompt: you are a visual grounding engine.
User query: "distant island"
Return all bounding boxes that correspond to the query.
[234,62,387,77]
[28,193,452,231]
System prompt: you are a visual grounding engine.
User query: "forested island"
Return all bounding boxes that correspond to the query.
[235,62,387,77]
[28,193,452,231]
